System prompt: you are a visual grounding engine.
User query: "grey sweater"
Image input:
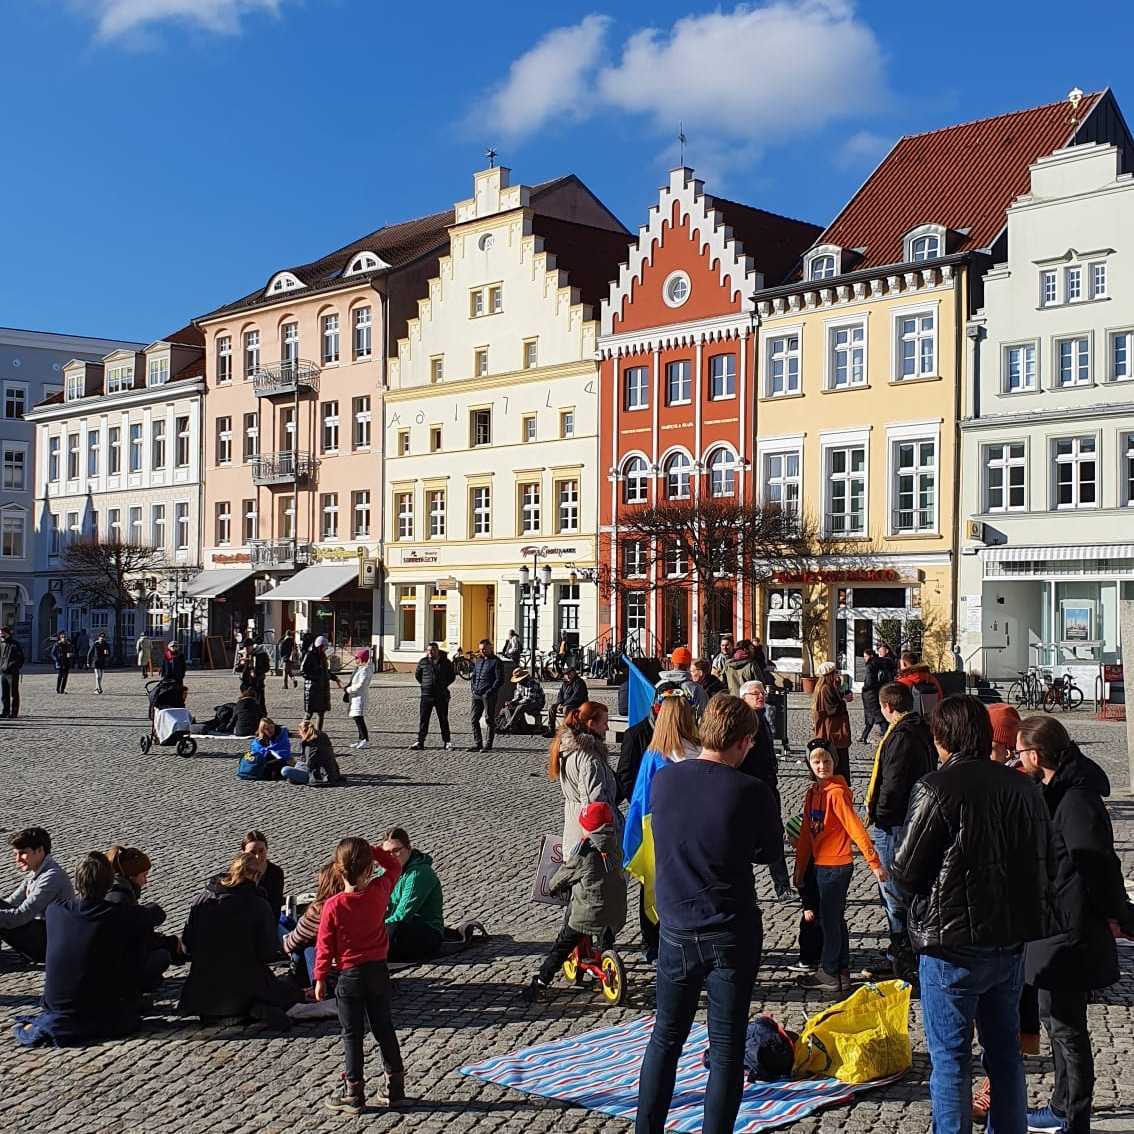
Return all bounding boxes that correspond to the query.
[0,855,75,927]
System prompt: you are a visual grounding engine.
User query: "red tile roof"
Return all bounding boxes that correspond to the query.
[817,93,1104,270]
[711,197,823,285]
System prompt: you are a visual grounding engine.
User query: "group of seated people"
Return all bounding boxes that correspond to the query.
[236,718,346,785]
[1,822,445,1045]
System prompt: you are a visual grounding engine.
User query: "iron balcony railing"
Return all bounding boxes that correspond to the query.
[251,359,320,397]
[251,451,314,486]
[249,539,315,570]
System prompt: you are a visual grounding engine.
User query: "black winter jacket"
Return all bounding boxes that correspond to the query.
[862,655,897,693]
[105,876,166,929]
[470,654,503,697]
[617,717,653,802]
[0,635,24,674]
[893,751,1056,954]
[1025,749,1128,991]
[867,713,935,829]
[415,654,455,696]
[738,710,778,797]
[556,674,589,709]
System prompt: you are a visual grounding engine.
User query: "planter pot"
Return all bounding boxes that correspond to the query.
[800,676,817,694]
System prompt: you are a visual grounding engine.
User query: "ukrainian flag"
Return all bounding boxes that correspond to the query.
[623,747,667,924]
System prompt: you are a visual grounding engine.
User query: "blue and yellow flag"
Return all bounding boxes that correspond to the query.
[622,747,668,924]
[624,655,656,728]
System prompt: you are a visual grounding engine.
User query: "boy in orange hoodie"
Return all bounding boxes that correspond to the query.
[793,740,887,992]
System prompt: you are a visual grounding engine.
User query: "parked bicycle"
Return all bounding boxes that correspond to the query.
[451,648,474,680]
[1007,667,1048,710]
[1042,671,1084,713]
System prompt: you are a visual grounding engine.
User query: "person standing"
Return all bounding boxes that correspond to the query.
[860,645,895,743]
[738,680,791,899]
[410,642,454,751]
[1016,716,1131,1134]
[502,629,522,664]
[690,658,724,699]
[893,694,1055,1134]
[896,650,944,716]
[0,827,75,964]
[468,639,503,752]
[278,629,297,689]
[811,661,851,782]
[301,635,340,731]
[0,624,25,720]
[346,648,375,750]
[88,631,112,695]
[551,701,622,849]
[50,632,74,694]
[135,633,152,679]
[659,647,708,720]
[635,695,782,1134]
[710,635,735,680]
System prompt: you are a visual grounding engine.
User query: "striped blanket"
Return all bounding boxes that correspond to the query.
[461,1015,901,1133]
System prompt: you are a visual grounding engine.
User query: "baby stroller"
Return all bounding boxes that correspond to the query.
[496,669,546,735]
[141,678,197,757]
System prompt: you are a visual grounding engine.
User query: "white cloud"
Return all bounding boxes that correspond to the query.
[479,15,612,139]
[78,0,285,41]
[836,129,890,169]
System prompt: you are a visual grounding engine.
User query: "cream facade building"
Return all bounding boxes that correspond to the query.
[381,166,629,667]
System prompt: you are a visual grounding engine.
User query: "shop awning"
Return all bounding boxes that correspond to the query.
[184,567,256,599]
[256,563,359,603]
[981,544,1134,563]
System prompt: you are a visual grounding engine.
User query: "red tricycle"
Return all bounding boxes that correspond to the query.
[562,934,626,1006]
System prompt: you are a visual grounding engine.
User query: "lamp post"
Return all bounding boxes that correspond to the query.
[518,551,553,670]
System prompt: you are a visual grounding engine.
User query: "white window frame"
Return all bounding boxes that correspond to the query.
[825,317,867,390]
[891,304,937,381]
[65,372,85,402]
[1123,432,1134,507]
[321,313,341,364]
[0,507,26,559]
[904,225,946,263]
[1051,435,1098,511]
[1064,266,1083,303]
[760,445,802,514]
[150,421,164,470]
[128,424,143,474]
[706,446,738,498]
[557,479,579,534]
[151,504,166,550]
[1054,334,1091,388]
[352,396,371,449]
[470,486,491,537]
[281,322,299,364]
[470,408,492,448]
[663,450,692,500]
[215,501,231,546]
[983,440,1027,513]
[2,381,27,420]
[352,489,371,538]
[48,436,61,482]
[889,436,937,534]
[67,433,80,480]
[621,455,649,505]
[1,442,27,491]
[175,415,191,467]
[242,499,258,543]
[147,356,170,387]
[87,431,100,478]
[243,329,260,379]
[353,306,372,360]
[321,492,339,540]
[624,365,648,410]
[665,359,692,405]
[1090,261,1108,299]
[216,416,232,465]
[805,244,841,281]
[215,336,232,384]
[1040,270,1058,307]
[1109,329,1134,382]
[621,539,646,578]
[708,353,737,400]
[662,270,691,308]
[243,412,258,462]
[1002,341,1038,394]
[820,428,870,537]
[321,400,339,453]
[175,502,190,550]
[520,482,541,535]
[396,491,414,540]
[428,489,446,538]
[765,330,801,397]
[107,428,121,476]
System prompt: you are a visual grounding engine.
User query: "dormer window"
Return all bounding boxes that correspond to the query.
[267,272,304,295]
[805,245,842,281]
[345,252,381,276]
[904,225,946,263]
[65,372,85,402]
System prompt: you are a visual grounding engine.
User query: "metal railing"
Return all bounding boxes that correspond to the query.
[249,539,314,570]
[251,451,314,485]
[251,359,320,397]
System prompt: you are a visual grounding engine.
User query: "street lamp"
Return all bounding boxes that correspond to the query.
[519,552,553,667]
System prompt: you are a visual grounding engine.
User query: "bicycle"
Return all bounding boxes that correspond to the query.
[1042,672,1084,712]
[1007,667,1048,711]
[562,934,627,1007]
[451,648,473,680]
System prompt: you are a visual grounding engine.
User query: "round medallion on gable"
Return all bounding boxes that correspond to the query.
[662,270,691,308]
[478,233,495,252]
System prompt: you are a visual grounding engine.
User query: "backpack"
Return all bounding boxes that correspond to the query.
[909,680,940,720]
[236,749,268,781]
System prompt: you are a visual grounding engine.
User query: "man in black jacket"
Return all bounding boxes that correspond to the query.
[863,682,934,979]
[468,639,503,752]
[411,642,455,750]
[739,680,790,898]
[859,645,896,742]
[894,695,1055,1134]
[545,664,588,737]
[0,624,25,719]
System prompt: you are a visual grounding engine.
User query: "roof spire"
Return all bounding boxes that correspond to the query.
[1067,87,1084,125]
[485,147,498,168]
[678,122,687,167]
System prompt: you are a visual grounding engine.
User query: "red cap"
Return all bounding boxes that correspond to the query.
[578,801,615,833]
[670,646,693,667]
[987,703,1022,750]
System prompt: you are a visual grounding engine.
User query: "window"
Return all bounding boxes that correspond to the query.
[763,451,800,513]
[470,486,491,536]
[216,336,232,383]
[1056,336,1090,387]
[892,440,936,532]
[151,504,166,549]
[67,511,80,547]
[244,330,260,378]
[809,254,837,281]
[347,252,379,275]
[352,306,372,360]
[66,371,85,401]
[320,401,339,453]
[1053,437,1097,509]
[1090,262,1108,298]
[559,410,574,439]
[243,412,259,461]
[557,584,580,638]
[150,421,164,470]
[557,480,579,533]
[474,348,489,377]
[397,586,417,647]
[829,322,866,388]
[281,322,299,365]
[175,416,190,466]
[175,502,189,549]
[210,416,230,465]
[622,539,646,577]
[428,489,446,538]
[1111,331,1133,381]
[147,356,169,387]
[68,433,80,480]
[48,437,60,481]
[352,490,371,537]
[276,406,294,455]
[469,289,485,317]
[896,311,936,379]
[49,513,61,557]
[321,313,340,364]
[1065,266,1082,302]
[321,493,338,539]
[522,415,536,443]
[664,451,692,499]
[128,424,142,473]
[665,360,691,404]
[909,234,941,262]
[1,446,25,490]
[624,366,648,410]
[707,447,737,497]
[709,354,736,399]
[206,499,227,545]
[767,334,800,396]
[395,430,409,457]
[523,339,538,369]
[1,510,25,558]
[826,445,866,534]
[430,356,444,384]
[106,363,134,393]
[87,431,99,477]
[1124,433,1134,506]
[242,499,257,542]
[396,492,414,540]
[489,285,503,314]
[3,383,27,419]
[107,428,121,475]
[520,483,541,534]
[664,542,688,577]
[1040,270,1058,306]
[624,591,647,632]
[1004,344,1037,392]
[352,396,371,449]
[622,455,649,504]
[985,442,1026,512]
[662,271,691,308]
[429,426,442,452]
[470,409,491,447]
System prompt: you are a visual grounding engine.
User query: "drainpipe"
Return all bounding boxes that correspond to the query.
[376,281,388,667]
[950,264,965,653]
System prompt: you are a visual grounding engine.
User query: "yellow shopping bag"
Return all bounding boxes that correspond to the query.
[792,979,912,1084]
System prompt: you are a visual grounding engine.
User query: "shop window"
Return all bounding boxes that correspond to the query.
[765,587,803,672]
[397,587,417,648]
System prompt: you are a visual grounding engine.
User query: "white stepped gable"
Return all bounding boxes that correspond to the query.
[600,166,759,337]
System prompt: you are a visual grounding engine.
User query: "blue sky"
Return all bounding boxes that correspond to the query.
[3,0,1132,341]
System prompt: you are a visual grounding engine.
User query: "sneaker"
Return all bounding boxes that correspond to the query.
[522,976,550,1003]
[372,1071,407,1109]
[443,741,453,750]
[325,1075,365,1115]
[797,969,841,991]
[466,744,483,752]
[408,742,424,750]
[787,961,818,974]
[1026,1106,1067,1133]
[354,739,369,750]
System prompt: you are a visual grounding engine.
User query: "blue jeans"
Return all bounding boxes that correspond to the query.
[871,825,908,942]
[815,864,853,975]
[919,946,1026,1134]
[636,921,760,1134]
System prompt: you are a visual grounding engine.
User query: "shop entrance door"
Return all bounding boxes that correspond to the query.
[462,584,495,650]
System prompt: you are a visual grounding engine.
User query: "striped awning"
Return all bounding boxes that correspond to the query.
[981,544,1134,562]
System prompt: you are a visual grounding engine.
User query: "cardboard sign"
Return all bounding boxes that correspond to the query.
[529,833,568,906]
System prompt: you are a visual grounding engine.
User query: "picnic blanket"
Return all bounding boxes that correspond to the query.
[460,1015,902,1133]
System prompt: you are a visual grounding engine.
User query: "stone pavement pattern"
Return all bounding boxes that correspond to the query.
[0,669,1131,1134]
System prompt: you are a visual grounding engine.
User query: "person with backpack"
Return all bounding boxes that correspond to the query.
[860,645,896,743]
[301,635,341,731]
[87,631,112,694]
[897,651,943,718]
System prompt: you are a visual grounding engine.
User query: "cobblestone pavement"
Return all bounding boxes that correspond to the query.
[0,669,1131,1133]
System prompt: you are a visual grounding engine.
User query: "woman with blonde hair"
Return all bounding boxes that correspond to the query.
[647,694,700,763]
[549,701,622,849]
[811,661,852,783]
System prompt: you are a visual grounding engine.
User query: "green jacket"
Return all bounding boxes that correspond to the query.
[385,849,443,934]
[548,827,627,936]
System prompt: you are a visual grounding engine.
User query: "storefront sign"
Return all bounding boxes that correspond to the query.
[521,545,578,558]
[314,545,368,562]
[772,569,901,585]
[213,552,251,565]
[400,549,439,565]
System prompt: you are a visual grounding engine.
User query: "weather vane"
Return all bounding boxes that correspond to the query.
[486,147,498,168]
[678,123,687,166]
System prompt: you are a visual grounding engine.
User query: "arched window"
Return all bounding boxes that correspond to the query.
[905,225,946,263]
[706,447,738,497]
[622,456,649,505]
[345,252,380,276]
[664,452,692,500]
[808,254,837,280]
[266,272,303,295]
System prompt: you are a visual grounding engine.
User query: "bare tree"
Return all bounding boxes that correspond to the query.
[60,540,166,665]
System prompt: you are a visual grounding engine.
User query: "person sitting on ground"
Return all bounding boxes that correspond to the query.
[298,721,346,785]
[178,851,301,1027]
[658,646,708,719]
[545,664,589,737]
[14,852,149,1047]
[230,686,263,737]
[105,845,182,990]
[241,830,285,922]
[0,827,74,965]
[237,718,293,782]
[383,827,445,962]
[526,801,626,1000]
[690,657,724,699]
[282,862,341,989]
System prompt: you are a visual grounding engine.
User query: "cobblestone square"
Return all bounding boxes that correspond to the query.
[0,669,1130,1133]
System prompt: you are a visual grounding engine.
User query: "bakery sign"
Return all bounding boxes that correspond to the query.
[400,548,439,565]
[213,552,251,565]
[772,568,902,585]
[521,545,578,558]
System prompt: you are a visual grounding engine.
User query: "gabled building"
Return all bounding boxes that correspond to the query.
[381,166,630,667]
[596,167,820,654]
[752,90,1124,682]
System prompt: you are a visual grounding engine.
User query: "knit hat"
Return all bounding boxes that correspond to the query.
[784,814,803,842]
[987,702,1022,750]
[670,646,693,667]
[578,801,615,833]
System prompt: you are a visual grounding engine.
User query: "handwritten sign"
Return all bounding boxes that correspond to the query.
[529,833,568,906]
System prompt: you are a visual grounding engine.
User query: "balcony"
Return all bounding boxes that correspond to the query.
[251,359,320,398]
[251,451,314,486]
[249,540,315,570]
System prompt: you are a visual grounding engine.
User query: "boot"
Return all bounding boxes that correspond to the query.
[325,1074,365,1115]
[374,1070,407,1108]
